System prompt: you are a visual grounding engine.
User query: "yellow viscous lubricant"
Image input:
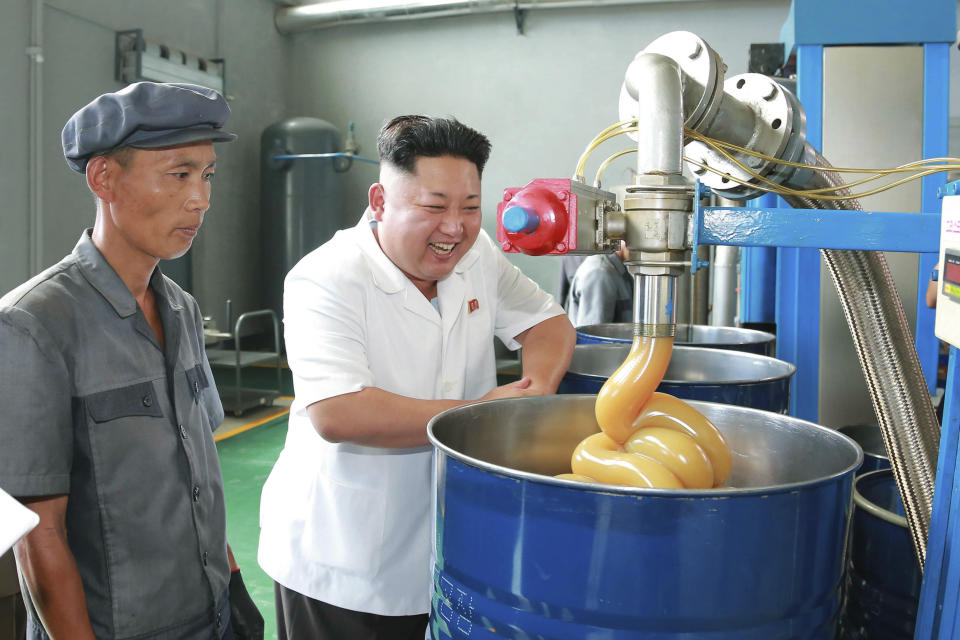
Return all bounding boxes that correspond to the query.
[593,336,674,444]
[565,335,732,489]
[554,473,598,483]
[623,426,713,489]
[572,432,684,489]
[630,392,732,486]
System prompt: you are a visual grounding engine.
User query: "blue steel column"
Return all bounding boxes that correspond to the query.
[740,193,778,325]
[913,46,950,634]
[916,347,960,638]
[776,44,822,421]
[917,43,949,393]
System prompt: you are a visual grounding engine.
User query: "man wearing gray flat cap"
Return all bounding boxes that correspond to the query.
[0,82,263,640]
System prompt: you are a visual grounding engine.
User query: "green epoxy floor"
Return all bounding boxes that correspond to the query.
[217,414,288,639]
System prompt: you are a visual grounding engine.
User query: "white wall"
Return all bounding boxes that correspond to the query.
[0,2,30,296]
[285,0,793,294]
[3,1,960,313]
[0,0,290,325]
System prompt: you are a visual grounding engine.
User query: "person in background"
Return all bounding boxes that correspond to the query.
[0,82,262,640]
[557,254,587,310]
[259,115,576,639]
[565,240,634,327]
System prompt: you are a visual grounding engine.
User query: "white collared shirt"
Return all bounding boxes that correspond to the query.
[258,213,563,615]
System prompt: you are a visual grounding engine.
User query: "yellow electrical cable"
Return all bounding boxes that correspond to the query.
[691,130,960,180]
[687,129,924,196]
[594,148,635,186]
[577,126,638,174]
[685,129,960,196]
[574,120,639,179]
[684,134,790,192]
[683,157,954,201]
[575,119,960,201]
[687,131,960,200]
[686,128,960,175]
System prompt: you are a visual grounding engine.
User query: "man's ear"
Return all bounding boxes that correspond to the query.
[86,156,115,203]
[369,183,386,221]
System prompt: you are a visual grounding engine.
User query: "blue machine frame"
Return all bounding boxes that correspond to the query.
[775,43,822,422]
[738,194,778,326]
[920,42,951,394]
[730,1,955,636]
[919,342,960,637]
[694,179,956,640]
[700,204,941,252]
[739,0,953,421]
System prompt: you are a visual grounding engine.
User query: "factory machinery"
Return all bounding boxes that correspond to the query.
[499,25,940,559]
[429,15,960,640]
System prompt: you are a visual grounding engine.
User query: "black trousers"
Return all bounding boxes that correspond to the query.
[274,582,429,640]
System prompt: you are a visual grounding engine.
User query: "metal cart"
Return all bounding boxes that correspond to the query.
[205,305,282,417]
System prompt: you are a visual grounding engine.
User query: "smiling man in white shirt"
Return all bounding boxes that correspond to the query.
[258,115,575,639]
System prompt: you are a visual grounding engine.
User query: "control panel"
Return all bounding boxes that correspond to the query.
[935,194,960,348]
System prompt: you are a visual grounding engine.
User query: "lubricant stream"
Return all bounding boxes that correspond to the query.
[558,335,732,489]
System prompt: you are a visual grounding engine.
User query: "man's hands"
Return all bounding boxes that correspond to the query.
[478,376,553,401]
[478,315,576,402]
[228,570,264,640]
[512,315,576,393]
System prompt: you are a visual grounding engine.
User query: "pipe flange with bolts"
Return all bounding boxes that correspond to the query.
[685,73,809,199]
[618,31,726,140]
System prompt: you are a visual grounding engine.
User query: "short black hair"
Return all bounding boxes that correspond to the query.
[377,115,491,176]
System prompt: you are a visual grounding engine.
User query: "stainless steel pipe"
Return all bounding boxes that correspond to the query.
[711,245,738,326]
[633,273,676,336]
[624,53,684,176]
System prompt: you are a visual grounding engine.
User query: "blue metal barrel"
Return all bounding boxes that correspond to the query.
[429,395,861,639]
[837,425,890,476]
[842,469,921,639]
[558,343,796,413]
[577,323,776,356]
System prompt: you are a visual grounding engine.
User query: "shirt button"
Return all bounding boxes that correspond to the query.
[141,395,152,407]
[179,424,187,439]
[216,612,222,627]
[193,380,200,394]
[203,551,208,566]
[192,485,200,502]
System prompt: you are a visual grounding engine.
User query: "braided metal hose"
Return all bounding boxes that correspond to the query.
[782,145,940,568]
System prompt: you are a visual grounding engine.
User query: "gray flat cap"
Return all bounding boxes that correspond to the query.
[62,81,237,173]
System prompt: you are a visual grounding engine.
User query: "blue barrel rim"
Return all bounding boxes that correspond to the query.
[568,343,797,385]
[576,322,777,346]
[428,394,862,498]
[853,468,908,528]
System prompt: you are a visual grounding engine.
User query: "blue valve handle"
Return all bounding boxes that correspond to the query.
[502,206,540,233]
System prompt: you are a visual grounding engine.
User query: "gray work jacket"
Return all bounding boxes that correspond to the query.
[0,231,230,639]
[565,253,634,327]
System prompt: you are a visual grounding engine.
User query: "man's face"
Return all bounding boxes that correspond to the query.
[370,155,482,297]
[102,141,217,262]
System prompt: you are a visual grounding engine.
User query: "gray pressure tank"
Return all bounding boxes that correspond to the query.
[260,117,344,320]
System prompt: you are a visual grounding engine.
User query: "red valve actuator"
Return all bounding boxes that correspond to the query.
[496,179,578,256]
